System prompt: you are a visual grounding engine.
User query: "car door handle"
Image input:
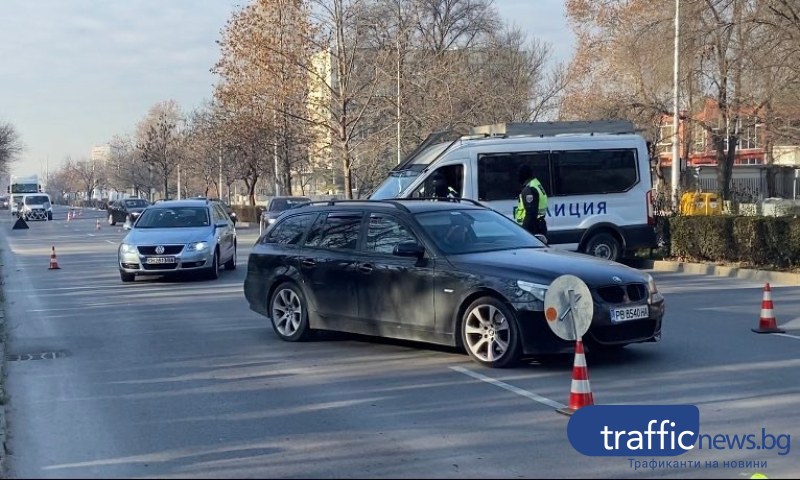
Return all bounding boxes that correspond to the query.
[301,258,316,267]
[358,263,374,273]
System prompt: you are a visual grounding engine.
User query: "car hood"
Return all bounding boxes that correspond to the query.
[124,227,212,245]
[447,248,649,287]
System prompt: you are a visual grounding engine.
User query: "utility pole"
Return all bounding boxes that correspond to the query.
[219,143,223,201]
[177,164,182,200]
[396,2,402,165]
[671,0,681,210]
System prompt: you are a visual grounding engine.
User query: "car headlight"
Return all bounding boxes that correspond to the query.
[268,218,276,224]
[516,280,549,302]
[645,274,664,304]
[120,243,136,254]
[189,241,209,251]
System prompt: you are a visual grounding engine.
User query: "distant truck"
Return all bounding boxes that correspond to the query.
[8,175,42,194]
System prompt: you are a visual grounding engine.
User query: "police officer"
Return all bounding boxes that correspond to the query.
[514,164,548,235]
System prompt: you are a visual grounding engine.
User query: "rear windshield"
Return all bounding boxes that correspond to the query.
[125,199,149,208]
[269,198,311,212]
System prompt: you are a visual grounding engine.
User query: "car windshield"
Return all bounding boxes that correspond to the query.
[24,195,49,205]
[269,197,311,212]
[370,170,423,199]
[125,199,148,208]
[135,207,210,228]
[415,209,545,255]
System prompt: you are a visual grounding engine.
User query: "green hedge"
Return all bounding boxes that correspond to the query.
[668,216,800,269]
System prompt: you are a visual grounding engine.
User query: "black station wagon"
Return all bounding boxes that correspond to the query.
[244,199,665,368]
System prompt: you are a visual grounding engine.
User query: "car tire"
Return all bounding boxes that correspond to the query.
[120,271,135,283]
[224,243,237,270]
[269,282,311,341]
[205,249,219,280]
[47,212,53,221]
[461,296,521,368]
[583,232,621,262]
[108,213,116,226]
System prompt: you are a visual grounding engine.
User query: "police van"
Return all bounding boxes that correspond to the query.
[369,120,657,262]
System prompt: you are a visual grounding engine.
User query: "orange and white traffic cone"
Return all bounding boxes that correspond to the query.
[752,283,785,334]
[558,337,594,416]
[48,246,61,270]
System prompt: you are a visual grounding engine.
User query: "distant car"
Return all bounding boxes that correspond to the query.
[107,198,150,226]
[0,196,9,209]
[260,196,312,233]
[117,199,237,282]
[244,199,665,368]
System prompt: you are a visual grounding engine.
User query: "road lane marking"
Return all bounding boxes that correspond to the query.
[106,240,115,244]
[450,366,566,410]
[775,333,800,341]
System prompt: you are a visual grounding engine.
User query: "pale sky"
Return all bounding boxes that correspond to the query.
[0,0,575,178]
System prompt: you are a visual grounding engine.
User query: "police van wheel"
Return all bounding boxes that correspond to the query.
[584,233,621,262]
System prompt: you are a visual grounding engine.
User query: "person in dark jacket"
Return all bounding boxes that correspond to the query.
[514,164,548,236]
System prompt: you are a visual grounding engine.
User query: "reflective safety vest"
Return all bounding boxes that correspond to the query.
[447,186,458,198]
[515,178,548,223]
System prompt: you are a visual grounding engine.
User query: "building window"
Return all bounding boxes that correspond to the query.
[658,124,674,154]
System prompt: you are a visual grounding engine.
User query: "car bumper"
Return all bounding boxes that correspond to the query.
[514,297,664,355]
[118,249,214,275]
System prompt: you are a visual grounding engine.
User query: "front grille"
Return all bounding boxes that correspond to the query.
[596,283,648,304]
[591,319,658,344]
[138,245,184,255]
[142,263,179,271]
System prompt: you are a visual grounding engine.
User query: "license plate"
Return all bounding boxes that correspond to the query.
[146,256,177,264]
[610,305,649,323]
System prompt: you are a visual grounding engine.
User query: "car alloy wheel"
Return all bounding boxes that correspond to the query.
[462,297,521,368]
[270,283,310,341]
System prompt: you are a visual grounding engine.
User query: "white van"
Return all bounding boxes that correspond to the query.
[20,193,53,221]
[370,120,657,262]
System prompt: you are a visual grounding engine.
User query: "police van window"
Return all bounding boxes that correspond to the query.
[262,213,316,245]
[552,149,638,196]
[477,152,550,201]
[411,164,464,198]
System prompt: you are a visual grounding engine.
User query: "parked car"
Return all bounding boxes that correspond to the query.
[107,198,150,226]
[117,199,237,282]
[244,199,665,368]
[260,196,312,233]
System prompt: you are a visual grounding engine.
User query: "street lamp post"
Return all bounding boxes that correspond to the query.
[671,0,681,209]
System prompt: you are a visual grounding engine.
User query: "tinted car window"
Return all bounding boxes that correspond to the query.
[416,209,544,254]
[269,197,311,212]
[136,207,210,228]
[305,213,363,250]
[552,149,638,195]
[263,213,315,245]
[477,152,550,201]
[125,199,148,208]
[366,215,417,254]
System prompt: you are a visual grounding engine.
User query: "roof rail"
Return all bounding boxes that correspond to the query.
[469,120,637,138]
[389,197,485,208]
[306,199,411,213]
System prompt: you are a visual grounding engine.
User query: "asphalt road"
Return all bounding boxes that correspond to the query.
[1,205,798,479]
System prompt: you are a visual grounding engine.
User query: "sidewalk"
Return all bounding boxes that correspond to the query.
[627,258,800,285]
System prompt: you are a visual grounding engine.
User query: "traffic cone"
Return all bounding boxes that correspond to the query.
[48,246,61,270]
[96,218,101,231]
[67,211,72,222]
[558,337,594,416]
[752,283,785,334]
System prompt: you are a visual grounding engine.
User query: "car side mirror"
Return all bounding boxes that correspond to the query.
[393,241,425,258]
[534,234,549,245]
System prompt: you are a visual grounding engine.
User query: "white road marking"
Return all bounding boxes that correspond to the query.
[87,233,95,237]
[106,240,115,244]
[450,366,566,410]
[774,333,800,341]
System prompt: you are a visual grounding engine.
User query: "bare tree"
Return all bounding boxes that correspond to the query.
[65,157,105,204]
[0,122,23,178]
[136,100,184,200]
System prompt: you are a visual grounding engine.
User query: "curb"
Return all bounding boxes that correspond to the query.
[627,258,800,285]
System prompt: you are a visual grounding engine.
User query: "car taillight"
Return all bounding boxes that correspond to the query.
[646,190,655,226]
